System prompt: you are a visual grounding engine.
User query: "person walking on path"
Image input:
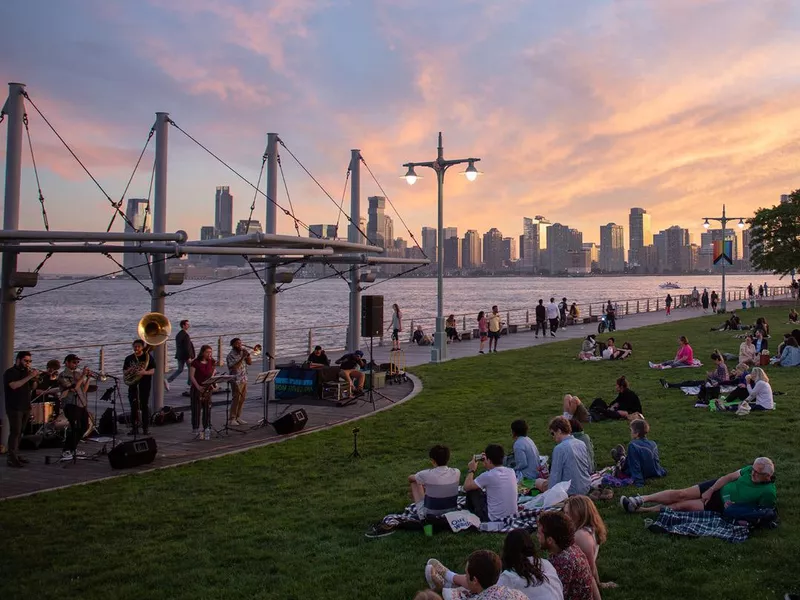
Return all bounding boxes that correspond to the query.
[390,303,402,351]
[546,298,559,337]
[701,289,709,313]
[477,311,489,354]
[534,299,547,339]
[559,297,569,329]
[691,286,700,308]
[758,284,764,298]
[665,293,673,316]
[167,319,195,391]
[487,306,503,353]
[710,290,719,313]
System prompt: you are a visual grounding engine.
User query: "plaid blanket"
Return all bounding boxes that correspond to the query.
[378,495,552,534]
[650,508,750,543]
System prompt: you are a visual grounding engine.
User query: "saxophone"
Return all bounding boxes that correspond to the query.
[124,353,150,386]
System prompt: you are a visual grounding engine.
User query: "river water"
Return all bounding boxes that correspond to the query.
[14,274,787,368]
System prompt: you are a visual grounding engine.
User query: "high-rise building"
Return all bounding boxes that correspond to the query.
[741,228,752,263]
[462,230,481,268]
[444,226,458,240]
[123,198,151,274]
[235,219,263,236]
[599,223,625,272]
[309,224,338,239]
[502,237,517,262]
[628,208,652,267]
[568,228,583,252]
[547,223,572,274]
[582,242,599,266]
[701,228,738,263]
[200,225,216,241]
[663,225,690,273]
[367,196,388,248]
[421,227,437,261]
[681,244,700,272]
[444,236,462,269]
[214,186,233,236]
[482,228,504,270]
[521,216,551,273]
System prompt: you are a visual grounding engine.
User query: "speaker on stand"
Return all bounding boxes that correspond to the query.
[360,295,394,411]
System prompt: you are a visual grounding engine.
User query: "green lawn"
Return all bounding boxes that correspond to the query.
[1,307,799,600]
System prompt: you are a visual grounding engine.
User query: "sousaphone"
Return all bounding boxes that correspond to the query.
[138,312,172,346]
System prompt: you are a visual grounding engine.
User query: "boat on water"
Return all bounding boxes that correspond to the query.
[659,281,681,289]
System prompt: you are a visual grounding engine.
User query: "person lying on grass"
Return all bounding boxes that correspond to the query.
[564,495,617,590]
[408,445,461,520]
[658,350,728,390]
[620,457,776,514]
[425,530,563,600]
[535,416,592,497]
[464,444,519,522]
[601,338,632,360]
[650,336,694,369]
[609,419,667,487]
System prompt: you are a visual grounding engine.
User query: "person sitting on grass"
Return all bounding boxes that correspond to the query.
[562,394,590,423]
[509,419,542,483]
[600,338,632,360]
[578,335,597,360]
[425,550,531,600]
[605,376,643,419]
[754,317,770,338]
[610,419,667,487]
[564,496,616,591]
[620,457,776,515]
[712,312,742,331]
[754,328,769,356]
[425,530,563,600]
[464,444,519,522]
[739,334,757,366]
[334,350,366,395]
[408,445,461,520]
[789,308,799,324]
[650,336,693,369]
[537,511,601,600]
[775,336,800,367]
[535,417,592,496]
[570,419,595,474]
[658,350,728,390]
[716,367,774,411]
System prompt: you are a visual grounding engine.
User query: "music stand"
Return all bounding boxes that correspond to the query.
[203,375,242,437]
[252,370,280,430]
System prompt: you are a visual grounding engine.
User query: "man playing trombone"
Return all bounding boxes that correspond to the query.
[226,338,252,426]
[58,353,91,460]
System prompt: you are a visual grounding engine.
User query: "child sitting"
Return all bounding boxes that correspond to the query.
[610,419,667,487]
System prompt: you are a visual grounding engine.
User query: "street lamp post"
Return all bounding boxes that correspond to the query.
[403,132,481,363]
[702,204,746,313]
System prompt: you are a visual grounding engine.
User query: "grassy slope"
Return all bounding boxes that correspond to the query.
[1,308,798,600]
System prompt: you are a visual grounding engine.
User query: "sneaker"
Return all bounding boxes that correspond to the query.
[6,455,23,468]
[425,558,447,592]
[364,522,396,539]
[550,333,556,337]
[61,450,74,460]
[694,402,708,408]
[659,378,669,389]
[649,361,656,368]
[620,495,639,513]
[204,428,211,440]
[610,444,626,463]
[236,418,248,425]
[714,399,726,412]
[74,449,86,457]
[479,350,484,354]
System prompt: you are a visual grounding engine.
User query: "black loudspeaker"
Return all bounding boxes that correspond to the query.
[108,437,157,469]
[271,409,308,435]
[361,295,384,337]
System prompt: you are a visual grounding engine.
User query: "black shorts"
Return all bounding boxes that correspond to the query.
[392,328,399,341]
[697,479,724,513]
[488,331,500,340]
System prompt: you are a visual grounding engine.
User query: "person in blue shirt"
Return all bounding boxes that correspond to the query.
[508,419,541,482]
[535,416,592,496]
[776,336,800,367]
[612,419,667,487]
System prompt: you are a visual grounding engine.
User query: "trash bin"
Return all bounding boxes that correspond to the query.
[742,301,747,310]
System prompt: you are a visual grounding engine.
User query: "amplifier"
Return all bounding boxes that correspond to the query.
[108,437,158,469]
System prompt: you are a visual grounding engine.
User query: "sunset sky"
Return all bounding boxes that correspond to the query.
[1,0,798,273]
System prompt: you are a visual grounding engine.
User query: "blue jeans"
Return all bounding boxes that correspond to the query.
[167,359,190,383]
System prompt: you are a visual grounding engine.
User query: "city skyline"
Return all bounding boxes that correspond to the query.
[2,0,800,274]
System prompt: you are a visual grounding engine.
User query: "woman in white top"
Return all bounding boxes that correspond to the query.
[742,367,774,411]
[564,496,616,590]
[390,304,402,350]
[738,335,757,366]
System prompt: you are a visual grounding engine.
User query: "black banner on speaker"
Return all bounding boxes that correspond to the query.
[272,408,308,435]
[361,295,384,337]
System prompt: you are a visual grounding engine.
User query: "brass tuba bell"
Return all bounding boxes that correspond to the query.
[137,312,172,346]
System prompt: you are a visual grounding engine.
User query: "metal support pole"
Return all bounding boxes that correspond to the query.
[347,149,361,352]
[150,112,168,411]
[0,82,25,450]
[262,133,279,403]
[433,156,446,362]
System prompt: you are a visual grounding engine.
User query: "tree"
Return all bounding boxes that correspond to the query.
[748,189,800,277]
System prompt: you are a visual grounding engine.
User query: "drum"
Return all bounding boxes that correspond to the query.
[30,401,55,424]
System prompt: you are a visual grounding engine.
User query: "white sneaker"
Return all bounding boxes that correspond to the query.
[204,428,211,440]
[61,450,74,459]
[74,449,86,457]
[164,381,171,391]
[236,417,247,425]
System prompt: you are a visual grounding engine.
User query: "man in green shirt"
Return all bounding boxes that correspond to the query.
[621,457,776,514]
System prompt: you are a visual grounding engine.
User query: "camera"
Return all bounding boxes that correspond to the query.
[473,453,484,461]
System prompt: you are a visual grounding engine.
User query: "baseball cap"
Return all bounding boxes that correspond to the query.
[64,353,81,363]
[355,350,364,357]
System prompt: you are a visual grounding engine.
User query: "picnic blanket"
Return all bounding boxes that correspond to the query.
[680,384,736,396]
[649,359,703,369]
[647,508,750,543]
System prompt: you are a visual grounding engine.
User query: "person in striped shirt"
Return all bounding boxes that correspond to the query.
[408,445,461,519]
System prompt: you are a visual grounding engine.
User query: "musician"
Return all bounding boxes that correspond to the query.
[3,351,39,467]
[123,339,155,436]
[306,345,331,368]
[58,353,91,460]
[189,345,216,440]
[226,338,252,426]
[167,319,195,390]
[335,350,366,396]
[36,359,62,415]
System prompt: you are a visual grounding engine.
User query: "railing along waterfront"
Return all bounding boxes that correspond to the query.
[20,286,793,375]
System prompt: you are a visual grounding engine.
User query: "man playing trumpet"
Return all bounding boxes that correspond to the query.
[3,351,39,467]
[226,338,252,426]
[123,340,155,436]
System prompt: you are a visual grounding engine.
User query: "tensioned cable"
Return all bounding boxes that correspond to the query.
[167,119,314,236]
[240,150,268,287]
[278,138,376,247]
[107,123,156,232]
[101,252,153,293]
[165,257,301,297]
[275,269,348,293]
[360,154,427,258]
[361,264,426,291]
[20,90,136,230]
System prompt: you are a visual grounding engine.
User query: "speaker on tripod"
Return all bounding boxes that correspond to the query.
[361,295,384,338]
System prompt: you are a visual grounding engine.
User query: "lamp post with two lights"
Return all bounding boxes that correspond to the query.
[702,204,746,313]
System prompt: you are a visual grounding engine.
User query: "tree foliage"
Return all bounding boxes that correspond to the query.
[748,189,800,277]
